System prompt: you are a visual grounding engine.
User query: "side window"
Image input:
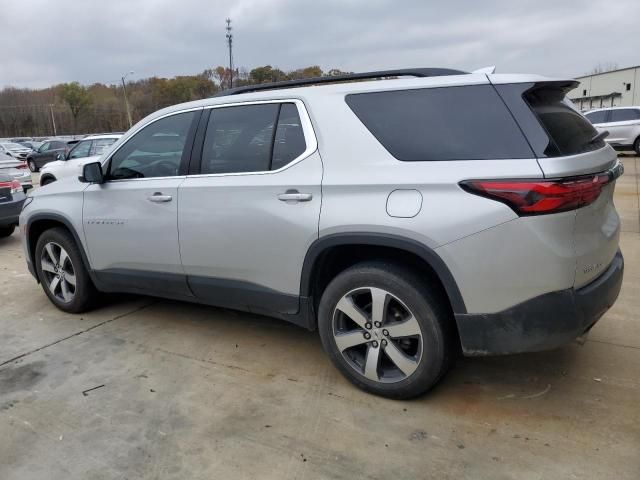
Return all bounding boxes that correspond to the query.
[201,104,279,174]
[610,109,640,122]
[39,142,51,152]
[108,111,196,180]
[68,140,92,159]
[585,110,608,124]
[91,138,117,156]
[346,85,533,161]
[271,103,307,170]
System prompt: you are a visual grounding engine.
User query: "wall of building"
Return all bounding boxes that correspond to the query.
[568,66,640,111]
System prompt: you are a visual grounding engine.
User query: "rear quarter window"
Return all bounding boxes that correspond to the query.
[345,85,533,161]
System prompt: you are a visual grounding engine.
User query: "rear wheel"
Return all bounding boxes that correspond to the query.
[318,261,453,399]
[0,225,15,238]
[35,227,97,313]
[28,160,38,172]
[634,136,640,156]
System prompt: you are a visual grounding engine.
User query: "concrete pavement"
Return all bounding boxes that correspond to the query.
[1,157,639,479]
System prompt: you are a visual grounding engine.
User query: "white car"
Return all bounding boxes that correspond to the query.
[584,106,640,155]
[0,150,32,191]
[39,134,122,186]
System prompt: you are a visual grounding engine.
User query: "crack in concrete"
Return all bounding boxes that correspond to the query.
[586,338,640,351]
[0,301,156,369]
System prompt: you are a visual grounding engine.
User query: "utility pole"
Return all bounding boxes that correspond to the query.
[49,104,57,136]
[121,71,134,129]
[226,18,234,89]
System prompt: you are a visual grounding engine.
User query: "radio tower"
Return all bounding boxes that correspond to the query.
[226,18,234,88]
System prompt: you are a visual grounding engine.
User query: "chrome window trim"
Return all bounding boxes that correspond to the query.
[102,99,318,183]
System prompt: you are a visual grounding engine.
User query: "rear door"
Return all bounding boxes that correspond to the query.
[178,100,321,314]
[499,81,620,288]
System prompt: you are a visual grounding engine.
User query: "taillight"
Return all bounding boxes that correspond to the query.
[0,180,21,194]
[16,161,28,169]
[460,173,612,215]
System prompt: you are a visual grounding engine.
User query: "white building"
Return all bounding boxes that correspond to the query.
[568,65,640,112]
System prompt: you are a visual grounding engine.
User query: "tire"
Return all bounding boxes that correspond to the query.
[317,261,453,399]
[35,227,97,313]
[40,176,55,186]
[0,225,15,238]
[634,137,640,156]
[28,160,38,172]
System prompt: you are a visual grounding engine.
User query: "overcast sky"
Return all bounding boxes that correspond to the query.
[2,0,639,89]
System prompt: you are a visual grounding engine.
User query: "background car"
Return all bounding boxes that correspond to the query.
[17,140,43,151]
[39,134,121,185]
[0,173,26,238]
[0,142,33,160]
[26,139,73,172]
[584,106,640,155]
[0,150,33,191]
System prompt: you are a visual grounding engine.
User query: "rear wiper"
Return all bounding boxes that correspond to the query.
[589,130,609,144]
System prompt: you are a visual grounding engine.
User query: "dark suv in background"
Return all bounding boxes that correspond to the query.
[27,140,73,172]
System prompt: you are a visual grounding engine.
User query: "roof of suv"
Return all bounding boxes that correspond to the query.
[125,68,573,132]
[81,134,123,141]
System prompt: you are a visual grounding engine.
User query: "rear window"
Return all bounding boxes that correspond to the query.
[345,85,533,161]
[524,87,602,156]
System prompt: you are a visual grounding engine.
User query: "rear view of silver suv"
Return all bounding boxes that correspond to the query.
[20,68,624,398]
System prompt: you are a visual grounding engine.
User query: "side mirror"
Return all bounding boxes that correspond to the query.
[79,162,105,184]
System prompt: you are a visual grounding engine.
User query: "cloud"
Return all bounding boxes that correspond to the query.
[1,0,638,88]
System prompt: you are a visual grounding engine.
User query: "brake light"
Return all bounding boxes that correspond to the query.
[460,173,612,215]
[0,180,21,194]
[16,161,28,169]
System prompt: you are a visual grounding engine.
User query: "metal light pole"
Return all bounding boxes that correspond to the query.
[49,104,57,136]
[226,18,233,88]
[121,70,134,129]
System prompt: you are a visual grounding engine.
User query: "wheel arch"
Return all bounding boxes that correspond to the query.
[26,213,92,282]
[39,174,57,185]
[300,233,467,317]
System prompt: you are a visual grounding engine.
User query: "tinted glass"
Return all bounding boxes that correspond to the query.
[39,142,51,152]
[585,110,608,124]
[50,141,65,149]
[69,140,92,159]
[91,138,117,156]
[525,88,601,156]
[610,109,640,122]
[345,85,532,161]
[201,104,279,174]
[109,111,196,179]
[271,103,306,170]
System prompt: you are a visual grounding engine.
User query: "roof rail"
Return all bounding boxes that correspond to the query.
[214,68,468,97]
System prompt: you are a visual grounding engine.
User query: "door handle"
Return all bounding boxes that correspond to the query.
[278,190,313,202]
[148,192,173,203]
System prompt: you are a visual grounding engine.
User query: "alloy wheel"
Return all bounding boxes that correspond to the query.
[40,242,76,303]
[332,287,423,383]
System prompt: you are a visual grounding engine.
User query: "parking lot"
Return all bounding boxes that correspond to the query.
[0,158,638,479]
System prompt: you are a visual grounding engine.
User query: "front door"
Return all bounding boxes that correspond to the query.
[178,101,321,314]
[83,109,201,297]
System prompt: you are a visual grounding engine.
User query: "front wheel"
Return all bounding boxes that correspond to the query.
[318,261,453,399]
[28,160,38,172]
[40,176,55,186]
[35,227,97,313]
[634,137,640,156]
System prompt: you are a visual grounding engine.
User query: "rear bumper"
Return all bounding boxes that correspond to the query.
[0,197,25,227]
[456,249,624,355]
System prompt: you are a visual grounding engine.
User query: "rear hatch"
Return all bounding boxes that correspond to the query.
[500,81,621,288]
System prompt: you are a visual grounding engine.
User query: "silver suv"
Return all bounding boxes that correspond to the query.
[584,106,640,155]
[20,69,624,399]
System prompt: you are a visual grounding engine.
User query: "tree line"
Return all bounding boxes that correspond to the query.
[0,65,350,138]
